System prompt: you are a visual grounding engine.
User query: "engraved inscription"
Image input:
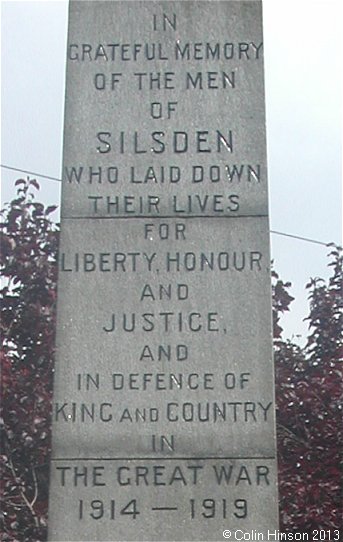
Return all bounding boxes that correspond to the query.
[48,2,277,540]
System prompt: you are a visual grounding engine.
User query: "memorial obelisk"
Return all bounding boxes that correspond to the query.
[48,2,279,540]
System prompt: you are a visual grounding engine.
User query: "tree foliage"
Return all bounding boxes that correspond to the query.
[1,180,342,540]
[272,248,342,534]
[1,179,58,541]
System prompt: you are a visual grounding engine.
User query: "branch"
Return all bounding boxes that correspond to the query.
[277,423,309,448]
[7,450,40,529]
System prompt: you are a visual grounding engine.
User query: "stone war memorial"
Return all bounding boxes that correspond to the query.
[48,1,279,540]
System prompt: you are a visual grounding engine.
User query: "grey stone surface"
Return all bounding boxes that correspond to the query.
[48,1,278,540]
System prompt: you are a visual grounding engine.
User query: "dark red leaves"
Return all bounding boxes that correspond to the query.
[1,178,58,541]
[274,246,342,534]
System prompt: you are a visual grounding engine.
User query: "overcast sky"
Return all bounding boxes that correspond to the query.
[1,0,342,343]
